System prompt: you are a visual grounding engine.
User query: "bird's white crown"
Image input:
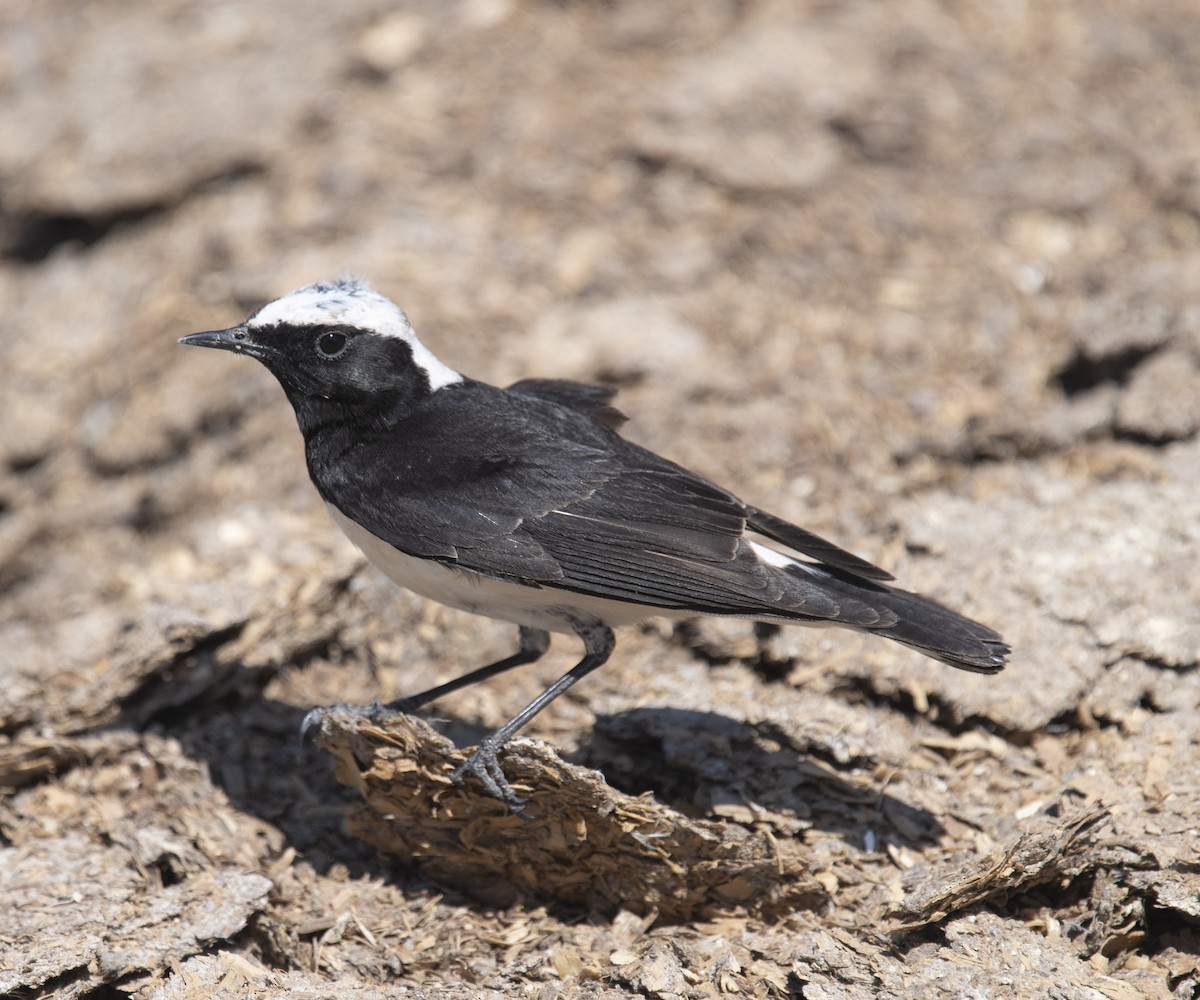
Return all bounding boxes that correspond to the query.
[248,278,461,390]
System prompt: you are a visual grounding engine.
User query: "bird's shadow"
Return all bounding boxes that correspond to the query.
[577,705,944,849]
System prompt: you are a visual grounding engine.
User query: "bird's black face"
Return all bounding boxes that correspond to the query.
[180,320,435,422]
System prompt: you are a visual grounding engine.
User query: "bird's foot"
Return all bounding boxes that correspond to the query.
[299,699,407,741]
[451,742,530,814]
[300,703,531,814]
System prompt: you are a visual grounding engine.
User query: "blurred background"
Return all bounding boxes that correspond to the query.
[2,0,1199,995]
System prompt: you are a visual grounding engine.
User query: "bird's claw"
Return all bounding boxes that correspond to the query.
[451,744,530,814]
[299,700,402,742]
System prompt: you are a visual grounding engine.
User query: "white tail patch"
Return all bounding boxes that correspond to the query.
[749,540,827,577]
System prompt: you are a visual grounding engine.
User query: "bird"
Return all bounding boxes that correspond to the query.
[180,278,1009,808]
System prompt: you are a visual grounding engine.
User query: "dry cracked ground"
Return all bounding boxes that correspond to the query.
[2,1,1199,997]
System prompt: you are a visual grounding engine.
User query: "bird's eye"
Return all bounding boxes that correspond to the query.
[315,330,349,359]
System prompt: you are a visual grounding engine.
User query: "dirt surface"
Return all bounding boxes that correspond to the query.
[2,0,1199,996]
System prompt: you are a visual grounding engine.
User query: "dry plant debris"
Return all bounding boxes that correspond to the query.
[311,709,825,921]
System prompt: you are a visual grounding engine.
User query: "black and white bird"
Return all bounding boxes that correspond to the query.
[180,278,1008,807]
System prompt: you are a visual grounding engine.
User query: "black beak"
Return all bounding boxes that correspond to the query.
[178,325,252,352]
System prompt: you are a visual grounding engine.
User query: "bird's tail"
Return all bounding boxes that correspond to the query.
[781,562,1009,673]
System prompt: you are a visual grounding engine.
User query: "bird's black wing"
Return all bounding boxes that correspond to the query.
[506,379,891,580]
[319,380,890,626]
[513,438,889,623]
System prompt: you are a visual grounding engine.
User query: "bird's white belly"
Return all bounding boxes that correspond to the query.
[326,503,664,633]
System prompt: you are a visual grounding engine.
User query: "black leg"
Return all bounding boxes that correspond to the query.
[300,626,550,738]
[452,623,615,809]
[386,625,551,712]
